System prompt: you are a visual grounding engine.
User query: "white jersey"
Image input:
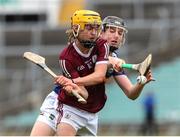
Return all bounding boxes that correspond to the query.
[112,52,118,57]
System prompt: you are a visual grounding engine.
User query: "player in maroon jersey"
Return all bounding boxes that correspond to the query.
[30,10,108,136]
[54,10,109,136]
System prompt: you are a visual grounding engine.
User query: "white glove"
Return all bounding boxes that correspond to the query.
[137,75,147,84]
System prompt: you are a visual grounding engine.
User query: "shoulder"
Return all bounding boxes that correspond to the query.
[96,38,108,46]
[59,43,75,60]
[95,38,109,53]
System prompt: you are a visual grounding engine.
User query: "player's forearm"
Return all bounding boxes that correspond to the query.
[115,75,145,100]
[127,84,145,100]
[128,71,153,99]
[73,72,106,86]
[73,63,107,86]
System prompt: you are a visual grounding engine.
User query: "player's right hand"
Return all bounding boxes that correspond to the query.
[108,56,126,72]
[54,75,73,86]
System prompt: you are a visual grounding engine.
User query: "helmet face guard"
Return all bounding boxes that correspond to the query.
[71,10,102,49]
[102,16,128,52]
[79,40,96,49]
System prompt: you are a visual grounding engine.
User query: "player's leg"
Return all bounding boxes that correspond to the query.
[30,121,55,136]
[86,113,98,136]
[30,91,58,136]
[56,103,97,136]
[56,104,85,136]
[57,122,77,136]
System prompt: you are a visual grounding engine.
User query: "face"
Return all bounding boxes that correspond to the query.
[101,26,125,50]
[77,24,101,42]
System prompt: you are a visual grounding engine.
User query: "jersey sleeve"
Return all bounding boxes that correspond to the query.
[106,68,126,78]
[113,69,126,76]
[106,52,126,77]
[59,59,80,79]
[96,38,109,65]
[52,84,62,94]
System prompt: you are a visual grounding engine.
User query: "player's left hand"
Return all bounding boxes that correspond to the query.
[144,69,155,84]
[63,83,88,100]
[137,69,155,85]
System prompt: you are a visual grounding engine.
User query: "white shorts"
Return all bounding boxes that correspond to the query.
[57,103,98,136]
[36,92,98,135]
[36,91,59,131]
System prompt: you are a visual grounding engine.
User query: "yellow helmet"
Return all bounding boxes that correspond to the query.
[71,10,102,30]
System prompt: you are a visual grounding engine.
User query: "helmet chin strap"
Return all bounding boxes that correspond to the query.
[79,40,96,49]
[72,25,80,38]
[109,46,118,52]
[110,32,126,52]
[109,41,124,52]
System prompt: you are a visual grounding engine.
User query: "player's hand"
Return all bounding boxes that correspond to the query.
[137,69,155,85]
[108,56,126,72]
[54,75,73,86]
[63,85,74,95]
[144,69,155,83]
[64,83,88,100]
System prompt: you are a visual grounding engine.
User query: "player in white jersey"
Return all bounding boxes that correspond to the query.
[101,16,153,100]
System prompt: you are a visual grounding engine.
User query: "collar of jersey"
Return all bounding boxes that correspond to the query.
[73,42,94,58]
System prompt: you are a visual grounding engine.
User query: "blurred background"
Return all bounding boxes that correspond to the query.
[0,0,180,135]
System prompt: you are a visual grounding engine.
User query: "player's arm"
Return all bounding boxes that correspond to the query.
[108,56,125,72]
[55,62,107,87]
[55,59,88,99]
[73,63,108,86]
[113,69,153,100]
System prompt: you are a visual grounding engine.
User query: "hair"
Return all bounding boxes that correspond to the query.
[102,25,109,32]
[66,29,75,43]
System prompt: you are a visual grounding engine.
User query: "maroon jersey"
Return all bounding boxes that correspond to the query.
[58,38,109,113]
